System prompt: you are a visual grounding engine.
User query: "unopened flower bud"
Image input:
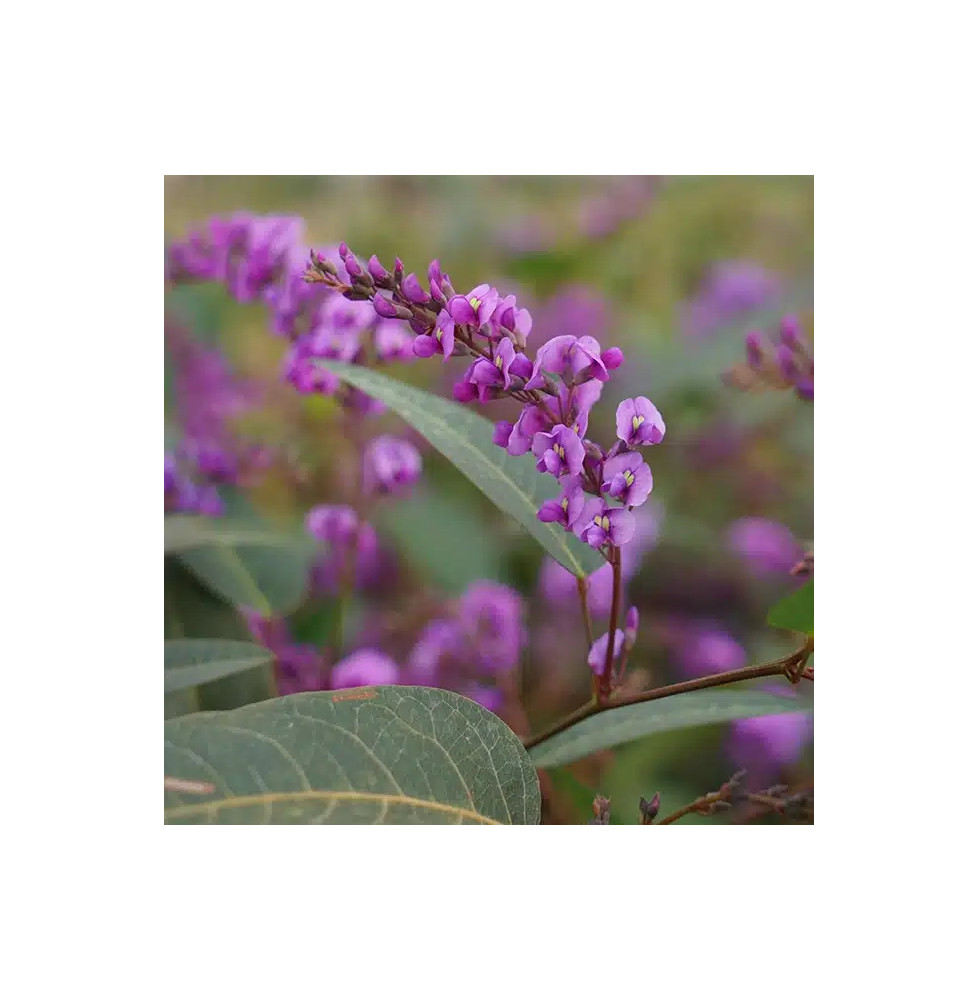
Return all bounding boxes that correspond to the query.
[601,347,624,371]
[394,257,404,279]
[779,314,801,348]
[373,295,411,321]
[339,244,362,278]
[776,344,799,381]
[624,606,639,647]
[745,331,764,368]
[639,793,660,824]
[368,255,390,282]
[402,273,431,304]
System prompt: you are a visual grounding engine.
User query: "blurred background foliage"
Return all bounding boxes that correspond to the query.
[164,176,813,824]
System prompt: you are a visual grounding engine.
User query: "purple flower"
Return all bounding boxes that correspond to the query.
[331,649,400,689]
[726,517,803,576]
[448,283,500,328]
[275,643,328,695]
[728,702,811,787]
[532,424,586,478]
[469,340,533,393]
[458,582,525,674]
[461,685,504,714]
[413,309,455,361]
[505,403,551,456]
[537,477,586,530]
[407,619,460,684]
[526,335,611,389]
[164,453,177,494]
[538,505,660,613]
[306,505,359,545]
[363,436,422,495]
[601,452,653,507]
[576,498,636,549]
[615,397,665,446]
[368,255,390,283]
[557,379,603,438]
[676,624,746,678]
[402,273,430,304]
[374,320,415,362]
[489,294,533,346]
[587,629,625,676]
[493,420,514,447]
[681,261,780,339]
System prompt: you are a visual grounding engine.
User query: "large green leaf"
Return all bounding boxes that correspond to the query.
[529,689,804,769]
[317,362,604,578]
[165,639,273,694]
[165,515,315,616]
[767,580,814,636]
[165,686,540,825]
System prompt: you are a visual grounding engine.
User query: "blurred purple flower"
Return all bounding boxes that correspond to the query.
[331,649,400,688]
[681,261,781,340]
[676,623,746,678]
[588,629,625,676]
[728,702,812,788]
[363,436,422,496]
[458,582,524,674]
[726,517,803,576]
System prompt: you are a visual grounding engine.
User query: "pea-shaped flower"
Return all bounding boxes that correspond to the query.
[363,436,422,495]
[531,424,586,478]
[601,452,653,507]
[615,396,666,446]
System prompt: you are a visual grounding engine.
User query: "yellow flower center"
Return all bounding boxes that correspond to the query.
[495,355,503,369]
[435,328,443,342]
[593,515,603,526]
[560,498,568,511]
[469,296,481,309]
[600,516,610,531]
[555,445,565,459]
[623,470,635,486]
[572,423,579,433]
[632,414,645,431]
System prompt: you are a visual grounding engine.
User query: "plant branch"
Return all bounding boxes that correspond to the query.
[523,641,812,751]
[599,547,622,702]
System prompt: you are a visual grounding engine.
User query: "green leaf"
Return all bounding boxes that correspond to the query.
[165,687,541,825]
[164,639,273,694]
[317,362,604,578]
[375,486,504,592]
[165,515,315,616]
[766,580,814,636]
[529,689,805,769]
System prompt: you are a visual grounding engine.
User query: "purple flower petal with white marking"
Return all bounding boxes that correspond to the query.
[531,424,586,478]
[577,498,636,549]
[537,476,586,530]
[615,396,666,446]
[506,403,551,456]
[601,452,653,507]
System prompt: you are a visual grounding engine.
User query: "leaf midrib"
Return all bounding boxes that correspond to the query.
[323,363,591,578]
[164,789,502,824]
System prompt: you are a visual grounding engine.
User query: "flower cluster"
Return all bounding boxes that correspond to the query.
[243,607,400,696]
[681,260,780,340]
[405,582,526,712]
[167,214,422,541]
[303,246,665,695]
[725,315,814,401]
[164,326,271,516]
